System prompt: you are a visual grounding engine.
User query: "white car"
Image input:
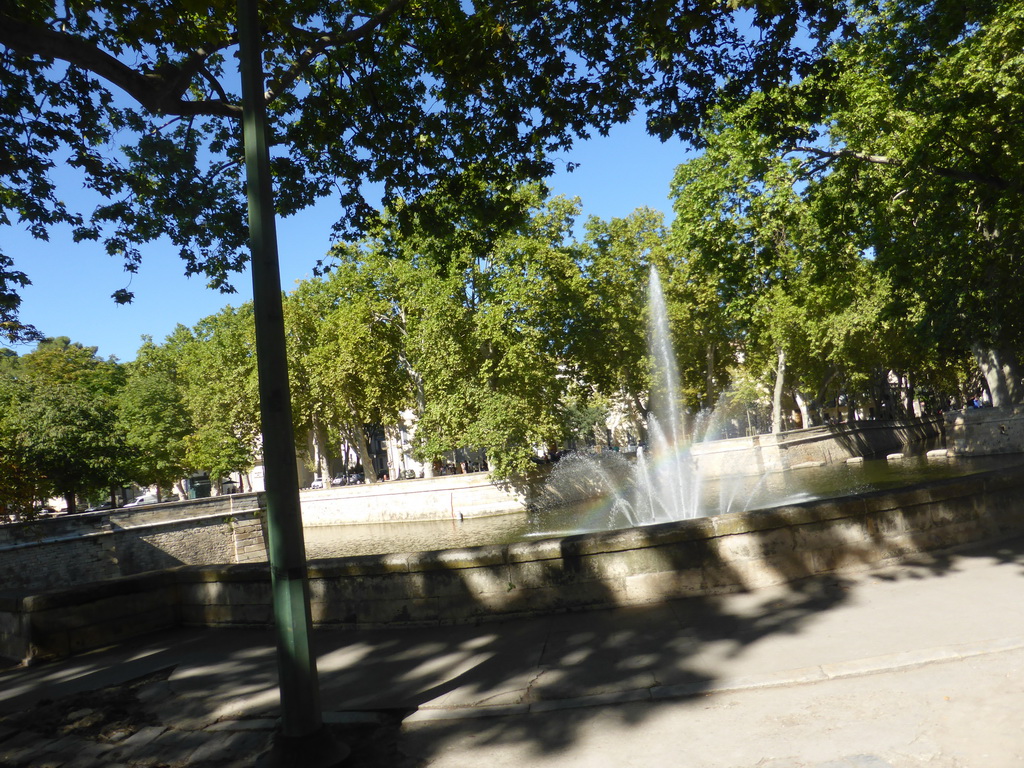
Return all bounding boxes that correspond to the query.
[124,494,159,507]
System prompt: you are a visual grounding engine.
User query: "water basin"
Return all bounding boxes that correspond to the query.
[302,453,1024,559]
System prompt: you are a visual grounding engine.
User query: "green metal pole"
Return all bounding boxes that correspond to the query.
[237,3,345,764]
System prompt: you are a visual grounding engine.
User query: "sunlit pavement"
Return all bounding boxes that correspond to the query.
[2,536,1023,767]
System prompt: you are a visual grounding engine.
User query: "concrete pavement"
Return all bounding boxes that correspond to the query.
[1,535,1023,767]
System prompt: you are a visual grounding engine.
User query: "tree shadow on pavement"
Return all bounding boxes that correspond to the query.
[361,533,1024,767]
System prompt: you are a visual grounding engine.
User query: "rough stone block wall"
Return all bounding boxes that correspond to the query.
[114,518,240,573]
[0,535,121,592]
[0,508,265,595]
[231,516,267,563]
[946,406,1024,455]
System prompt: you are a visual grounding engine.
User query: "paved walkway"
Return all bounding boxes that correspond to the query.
[2,535,1023,767]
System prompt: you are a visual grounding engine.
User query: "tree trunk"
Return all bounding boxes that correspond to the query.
[705,342,717,410]
[903,373,917,417]
[972,344,1023,406]
[771,347,786,434]
[411,364,435,479]
[311,419,331,482]
[346,423,378,484]
[64,490,77,515]
[632,393,650,444]
[793,390,814,428]
[814,367,838,421]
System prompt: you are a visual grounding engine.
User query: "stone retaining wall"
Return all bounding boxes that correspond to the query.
[0,420,939,595]
[299,472,525,525]
[692,417,943,476]
[0,495,266,593]
[946,406,1024,455]
[4,466,1022,664]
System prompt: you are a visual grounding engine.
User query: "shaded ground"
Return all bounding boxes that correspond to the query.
[2,669,167,747]
[0,671,419,768]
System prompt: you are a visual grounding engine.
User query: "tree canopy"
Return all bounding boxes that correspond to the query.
[0,0,851,341]
[0,337,128,513]
[724,0,1024,405]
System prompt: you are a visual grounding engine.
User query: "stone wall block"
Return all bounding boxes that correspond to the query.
[808,543,892,575]
[66,608,177,655]
[497,579,621,615]
[793,517,872,552]
[311,572,439,602]
[757,550,818,583]
[863,509,906,538]
[177,603,273,626]
[506,559,575,590]
[621,568,704,603]
[316,597,441,626]
[575,547,673,581]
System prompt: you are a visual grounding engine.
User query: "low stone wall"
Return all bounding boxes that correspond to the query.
[299,472,525,525]
[0,495,267,593]
[0,573,180,662]
[0,477,525,595]
[693,417,943,476]
[1,420,939,594]
[5,465,1022,664]
[946,406,1024,455]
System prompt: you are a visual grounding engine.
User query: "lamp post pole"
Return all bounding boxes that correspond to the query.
[237,2,347,764]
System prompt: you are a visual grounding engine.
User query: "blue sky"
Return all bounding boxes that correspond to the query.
[9,116,693,363]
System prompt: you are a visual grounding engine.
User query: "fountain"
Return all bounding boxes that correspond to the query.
[532,266,769,530]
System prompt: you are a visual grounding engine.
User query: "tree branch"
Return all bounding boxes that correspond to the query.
[0,14,242,118]
[265,0,410,103]
[789,145,1013,191]
[2,3,410,119]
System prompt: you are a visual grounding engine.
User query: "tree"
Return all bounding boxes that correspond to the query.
[0,1,852,339]
[753,0,1024,405]
[0,363,40,518]
[118,337,193,499]
[669,100,893,430]
[285,259,409,484]
[0,338,129,512]
[169,307,261,485]
[327,187,588,479]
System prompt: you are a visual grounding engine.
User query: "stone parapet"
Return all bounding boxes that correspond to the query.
[5,464,1022,664]
[945,406,1024,455]
[0,498,267,593]
[692,417,944,476]
[298,472,525,525]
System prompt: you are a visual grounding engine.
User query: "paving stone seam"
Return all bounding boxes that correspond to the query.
[401,635,1024,724]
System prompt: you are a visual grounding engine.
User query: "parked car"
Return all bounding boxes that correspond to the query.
[309,475,324,490]
[124,493,159,508]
